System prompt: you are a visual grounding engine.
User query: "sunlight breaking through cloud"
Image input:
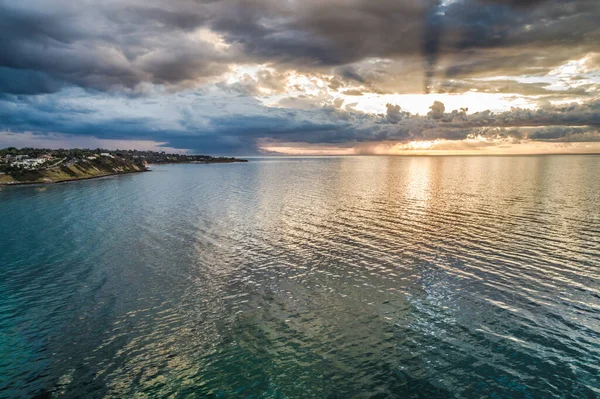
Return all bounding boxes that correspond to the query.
[0,0,598,154]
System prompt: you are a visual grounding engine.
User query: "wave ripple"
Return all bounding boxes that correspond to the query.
[1,156,599,398]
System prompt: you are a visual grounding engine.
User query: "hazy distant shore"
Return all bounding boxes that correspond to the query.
[146,159,248,165]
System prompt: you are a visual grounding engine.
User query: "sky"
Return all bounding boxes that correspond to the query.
[0,0,599,155]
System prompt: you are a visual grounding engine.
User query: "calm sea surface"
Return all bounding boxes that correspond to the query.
[1,156,599,398]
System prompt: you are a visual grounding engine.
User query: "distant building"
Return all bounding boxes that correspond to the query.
[11,158,45,170]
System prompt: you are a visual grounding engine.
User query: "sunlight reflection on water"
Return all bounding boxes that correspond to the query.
[1,156,599,398]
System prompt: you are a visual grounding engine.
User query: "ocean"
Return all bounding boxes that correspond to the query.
[1,156,599,398]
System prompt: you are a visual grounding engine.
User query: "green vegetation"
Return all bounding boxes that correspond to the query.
[0,147,247,185]
[114,149,247,164]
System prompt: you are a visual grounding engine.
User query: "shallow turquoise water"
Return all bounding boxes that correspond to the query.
[1,156,599,398]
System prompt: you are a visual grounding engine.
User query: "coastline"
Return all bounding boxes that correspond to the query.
[0,169,150,187]
[0,159,249,186]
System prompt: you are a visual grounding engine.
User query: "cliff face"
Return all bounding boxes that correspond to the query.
[0,157,147,185]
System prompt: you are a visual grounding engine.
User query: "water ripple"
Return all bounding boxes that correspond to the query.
[0,157,599,398]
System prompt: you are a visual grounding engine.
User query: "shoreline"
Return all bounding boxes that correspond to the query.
[0,169,150,187]
[0,159,249,187]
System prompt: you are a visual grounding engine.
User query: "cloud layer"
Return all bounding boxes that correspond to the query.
[0,0,598,154]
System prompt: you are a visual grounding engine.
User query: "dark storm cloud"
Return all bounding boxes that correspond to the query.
[528,126,600,142]
[226,0,598,94]
[0,0,235,92]
[1,0,599,153]
[0,87,364,153]
[439,0,598,80]
[1,0,597,94]
[2,82,599,154]
[418,0,598,91]
[423,0,443,93]
[212,0,430,66]
[0,68,67,95]
[206,0,597,92]
[386,104,410,124]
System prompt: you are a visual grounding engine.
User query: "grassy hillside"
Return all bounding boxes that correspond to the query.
[0,157,147,185]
